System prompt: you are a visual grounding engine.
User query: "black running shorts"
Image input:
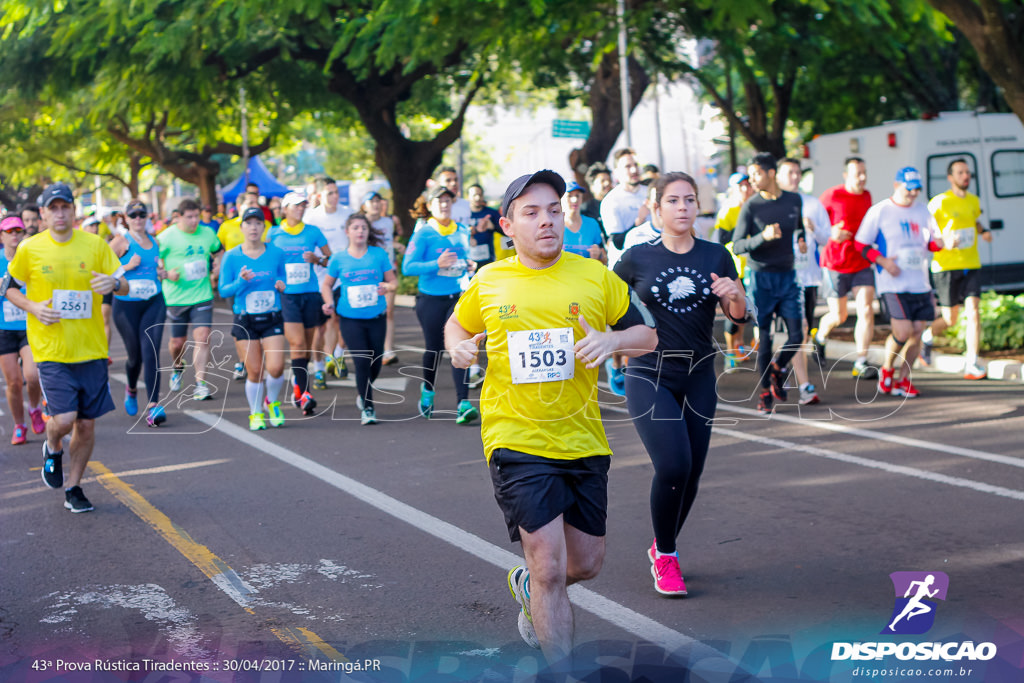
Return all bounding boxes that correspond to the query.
[488,448,610,543]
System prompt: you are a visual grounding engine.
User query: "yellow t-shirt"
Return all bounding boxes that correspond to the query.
[493,231,516,260]
[714,204,747,278]
[454,253,630,463]
[927,191,982,271]
[217,216,271,251]
[7,230,123,363]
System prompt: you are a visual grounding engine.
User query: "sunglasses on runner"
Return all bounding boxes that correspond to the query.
[127,210,147,219]
[2,228,25,235]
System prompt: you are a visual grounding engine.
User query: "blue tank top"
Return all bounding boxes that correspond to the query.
[115,233,163,302]
[0,252,28,331]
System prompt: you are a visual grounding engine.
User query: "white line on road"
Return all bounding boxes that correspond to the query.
[596,381,1021,469]
[600,403,1024,502]
[184,410,720,659]
[715,403,1024,469]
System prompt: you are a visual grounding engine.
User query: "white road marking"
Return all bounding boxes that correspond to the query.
[185,410,721,659]
[600,403,1024,502]
[716,403,1024,469]
[41,584,212,659]
[595,381,1021,468]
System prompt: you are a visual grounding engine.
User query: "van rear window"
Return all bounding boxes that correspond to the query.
[926,154,979,199]
[992,150,1024,198]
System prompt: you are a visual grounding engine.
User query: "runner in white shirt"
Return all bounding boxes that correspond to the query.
[600,148,648,395]
[304,175,352,383]
[777,158,830,405]
[853,167,945,399]
[601,148,648,269]
[436,166,473,226]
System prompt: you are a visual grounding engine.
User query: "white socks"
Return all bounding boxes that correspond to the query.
[244,380,264,415]
[265,374,287,404]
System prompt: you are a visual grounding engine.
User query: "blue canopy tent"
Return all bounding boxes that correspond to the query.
[221,156,291,205]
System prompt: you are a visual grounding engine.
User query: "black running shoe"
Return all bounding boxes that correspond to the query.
[64,486,94,513]
[41,442,64,489]
[769,364,788,401]
[757,390,774,415]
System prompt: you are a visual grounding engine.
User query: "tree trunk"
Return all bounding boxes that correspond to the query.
[568,50,651,187]
[927,0,1024,125]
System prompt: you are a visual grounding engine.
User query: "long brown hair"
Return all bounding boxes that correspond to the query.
[652,172,699,238]
[346,212,385,248]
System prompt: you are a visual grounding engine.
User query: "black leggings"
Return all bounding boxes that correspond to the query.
[414,293,468,402]
[112,296,166,405]
[625,364,718,555]
[338,314,386,410]
[757,318,803,389]
[803,286,819,333]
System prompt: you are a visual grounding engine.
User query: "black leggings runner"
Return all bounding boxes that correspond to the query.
[112,296,166,405]
[338,314,386,410]
[625,364,718,555]
[414,293,469,403]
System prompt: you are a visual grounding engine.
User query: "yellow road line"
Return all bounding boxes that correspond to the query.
[89,460,347,662]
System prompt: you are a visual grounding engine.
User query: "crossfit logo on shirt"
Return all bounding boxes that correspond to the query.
[650,267,711,314]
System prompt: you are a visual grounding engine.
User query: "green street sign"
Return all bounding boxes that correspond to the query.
[552,119,591,139]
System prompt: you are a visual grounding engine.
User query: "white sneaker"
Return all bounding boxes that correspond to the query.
[468,366,485,389]
[964,363,987,381]
[169,367,184,392]
[233,362,245,380]
[798,384,820,406]
[193,381,212,401]
[360,407,378,425]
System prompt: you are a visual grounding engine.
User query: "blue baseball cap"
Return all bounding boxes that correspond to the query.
[565,181,585,194]
[728,172,749,187]
[361,190,382,206]
[39,182,75,207]
[895,167,923,190]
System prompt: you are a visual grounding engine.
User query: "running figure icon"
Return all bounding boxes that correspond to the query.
[888,574,939,632]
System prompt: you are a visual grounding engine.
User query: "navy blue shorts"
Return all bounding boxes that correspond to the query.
[750,270,803,328]
[488,448,610,543]
[281,292,328,328]
[167,301,214,338]
[37,359,115,420]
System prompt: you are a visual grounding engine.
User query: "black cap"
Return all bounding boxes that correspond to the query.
[242,207,264,223]
[427,185,455,203]
[39,182,75,208]
[124,199,147,215]
[500,170,566,216]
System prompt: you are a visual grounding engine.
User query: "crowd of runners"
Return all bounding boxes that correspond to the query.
[0,148,997,669]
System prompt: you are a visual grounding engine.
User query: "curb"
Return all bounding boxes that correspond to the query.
[823,338,1023,384]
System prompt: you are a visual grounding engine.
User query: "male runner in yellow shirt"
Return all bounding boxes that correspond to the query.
[445,170,657,670]
[3,182,128,513]
[922,159,993,379]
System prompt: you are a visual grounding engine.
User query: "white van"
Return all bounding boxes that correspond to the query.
[807,111,1024,289]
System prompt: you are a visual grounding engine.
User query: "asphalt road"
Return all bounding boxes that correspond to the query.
[2,304,1023,682]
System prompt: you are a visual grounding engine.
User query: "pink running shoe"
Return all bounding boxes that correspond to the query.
[11,424,27,445]
[651,554,688,596]
[29,409,45,435]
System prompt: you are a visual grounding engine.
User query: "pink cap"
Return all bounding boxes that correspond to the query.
[0,216,25,232]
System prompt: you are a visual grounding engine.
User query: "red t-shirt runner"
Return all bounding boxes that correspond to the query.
[820,185,873,273]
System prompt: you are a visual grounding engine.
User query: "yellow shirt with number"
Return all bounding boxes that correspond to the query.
[454,252,630,463]
[7,230,123,363]
[927,191,983,271]
[217,216,271,252]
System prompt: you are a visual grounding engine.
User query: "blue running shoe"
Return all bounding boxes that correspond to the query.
[419,383,435,419]
[604,358,625,396]
[146,405,167,427]
[124,388,139,416]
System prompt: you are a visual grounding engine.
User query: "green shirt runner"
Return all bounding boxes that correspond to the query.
[157,225,223,306]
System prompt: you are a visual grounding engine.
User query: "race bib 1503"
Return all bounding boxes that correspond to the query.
[507,327,575,384]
